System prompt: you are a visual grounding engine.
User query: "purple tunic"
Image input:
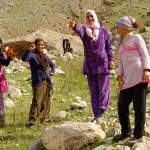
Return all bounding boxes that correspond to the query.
[73,24,114,117]
[73,24,114,75]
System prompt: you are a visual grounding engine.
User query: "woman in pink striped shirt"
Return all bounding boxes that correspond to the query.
[113,16,150,144]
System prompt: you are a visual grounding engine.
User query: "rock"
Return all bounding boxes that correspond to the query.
[145,126,150,137]
[28,140,43,150]
[103,138,112,145]
[5,99,14,108]
[107,127,121,137]
[61,52,73,60]
[132,137,150,150]
[100,120,108,130]
[115,145,131,150]
[105,145,116,150]
[10,88,21,99]
[93,145,106,150]
[74,96,82,101]
[5,68,12,74]
[53,111,68,122]
[4,29,83,58]
[40,122,106,150]
[71,101,87,110]
[86,116,94,122]
[55,68,65,75]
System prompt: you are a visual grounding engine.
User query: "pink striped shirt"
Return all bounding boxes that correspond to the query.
[118,34,150,90]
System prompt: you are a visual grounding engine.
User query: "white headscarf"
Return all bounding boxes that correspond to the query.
[84,10,100,41]
[116,16,136,49]
[116,16,135,29]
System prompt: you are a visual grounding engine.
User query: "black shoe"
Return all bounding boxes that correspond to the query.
[113,134,131,141]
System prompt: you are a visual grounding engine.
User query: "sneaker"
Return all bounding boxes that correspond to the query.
[113,134,132,141]
[126,136,143,145]
[97,109,104,118]
[91,109,104,123]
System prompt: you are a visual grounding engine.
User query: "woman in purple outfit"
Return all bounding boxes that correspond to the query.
[69,10,114,123]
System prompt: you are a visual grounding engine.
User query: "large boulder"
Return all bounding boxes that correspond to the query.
[4,28,83,58]
[40,122,106,150]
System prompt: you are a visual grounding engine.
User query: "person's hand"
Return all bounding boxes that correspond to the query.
[6,47,18,58]
[69,17,76,28]
[109,61,114,70]
[118,76,124,90]
[29,44,35,51]
[143,70,150,82]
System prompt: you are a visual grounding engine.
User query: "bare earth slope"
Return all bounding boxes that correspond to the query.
[0,0,149,40]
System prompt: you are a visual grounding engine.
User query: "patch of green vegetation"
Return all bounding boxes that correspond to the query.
[0,56,119,150]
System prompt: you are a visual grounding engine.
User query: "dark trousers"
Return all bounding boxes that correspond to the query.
[29,80,53,123]
[118,83,147,138]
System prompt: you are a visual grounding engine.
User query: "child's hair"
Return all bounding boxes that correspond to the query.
[34,38,44,46]
[133,22,140,28]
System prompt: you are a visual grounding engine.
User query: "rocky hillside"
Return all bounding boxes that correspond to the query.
[0,0,149,40]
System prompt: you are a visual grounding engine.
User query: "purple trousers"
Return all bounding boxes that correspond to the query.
[0,92,4,115]
[87,73,110,117]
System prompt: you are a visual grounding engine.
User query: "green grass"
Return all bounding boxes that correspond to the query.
[0,56,119,150]
[1,55,148,149]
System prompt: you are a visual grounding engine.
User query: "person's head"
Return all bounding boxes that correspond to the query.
[116,16,139,37]
[34,38,44,52]
[85,10,98,25]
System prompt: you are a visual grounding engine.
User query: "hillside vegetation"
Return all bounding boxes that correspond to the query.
[0,0,149,40]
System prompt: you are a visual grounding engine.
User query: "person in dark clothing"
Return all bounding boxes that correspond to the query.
[22,38,55,128]
[62,39,73,54]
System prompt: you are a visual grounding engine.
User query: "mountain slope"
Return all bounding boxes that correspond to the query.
[0,0,149,40]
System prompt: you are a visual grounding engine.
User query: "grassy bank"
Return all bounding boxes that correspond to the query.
[0,56,118,150]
